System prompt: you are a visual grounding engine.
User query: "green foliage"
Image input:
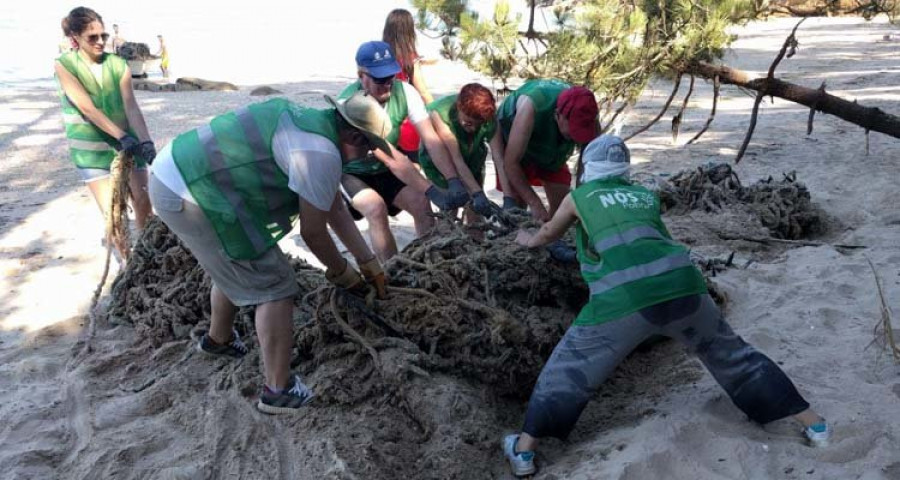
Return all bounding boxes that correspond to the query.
[417,0,757,105]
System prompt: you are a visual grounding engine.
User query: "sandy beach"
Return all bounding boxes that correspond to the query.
[1,15,899,480]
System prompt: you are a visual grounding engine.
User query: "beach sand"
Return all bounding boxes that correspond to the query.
[1,16,899,479]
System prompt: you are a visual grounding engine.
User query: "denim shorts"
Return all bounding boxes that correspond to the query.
[78,165,148,183]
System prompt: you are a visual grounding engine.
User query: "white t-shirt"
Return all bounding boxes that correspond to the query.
[399,81,428,125]
[152,112,342,212]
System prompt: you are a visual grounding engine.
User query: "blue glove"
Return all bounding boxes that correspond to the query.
[138,141,157,164]
[426,185,455,211]
[546,239,577,263]
[471,191,499,217]
[116,135,141,155]
[502,196,523,211]
[447,178,470,209]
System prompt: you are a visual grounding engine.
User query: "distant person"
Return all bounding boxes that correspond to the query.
[156,35,169,78]
[149,92,389,414]
[58,35,76,54]
[502,135,832,477]
[383,8,433,158]
[420,83,504,221]
[55,7,156,260]
[107,23,125,54]
[338,41,465,261]
[496,79,600,221]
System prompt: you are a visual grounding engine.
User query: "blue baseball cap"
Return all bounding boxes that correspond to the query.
[355,41,401,79]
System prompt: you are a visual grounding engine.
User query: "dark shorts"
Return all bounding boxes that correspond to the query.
[341,171,406,219]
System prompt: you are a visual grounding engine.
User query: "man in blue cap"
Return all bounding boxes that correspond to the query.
[338,40,469,261]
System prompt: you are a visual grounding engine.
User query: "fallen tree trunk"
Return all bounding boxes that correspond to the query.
[685,61,900,139]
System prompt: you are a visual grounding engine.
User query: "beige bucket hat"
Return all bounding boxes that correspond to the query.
[324,91,393,155]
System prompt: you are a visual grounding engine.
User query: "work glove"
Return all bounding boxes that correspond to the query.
[546,239,577,264]
[425,185,455,211]
[502,196,523,211]
[471,191,500,218]
[358,257,387,299]
[116,134,141,155]
[447,178,470,209]
[138,141,157,164]
[325,259,371,297]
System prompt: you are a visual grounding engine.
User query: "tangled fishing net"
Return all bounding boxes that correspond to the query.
[654,162,823,239]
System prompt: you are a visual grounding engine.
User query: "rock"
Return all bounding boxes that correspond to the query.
[175,77,239,92]
[117,42,155,61]
[250,86,282,96]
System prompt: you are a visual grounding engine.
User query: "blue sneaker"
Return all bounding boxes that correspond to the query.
[804,421,831,447]
[502,434,536,477]
[197,329,248,358]
[257,374,315,415]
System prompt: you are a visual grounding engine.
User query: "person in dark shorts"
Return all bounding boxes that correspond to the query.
[339,40,468,261]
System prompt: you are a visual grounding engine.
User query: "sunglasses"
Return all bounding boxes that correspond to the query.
[82,33,110,44]
[365,73,395,85]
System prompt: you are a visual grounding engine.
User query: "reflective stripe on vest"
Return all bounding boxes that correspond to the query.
[581,225,674,273]
[586,251,694,296]
[68,138,115,151]
[197,123,270,255]
[235,107,293,236]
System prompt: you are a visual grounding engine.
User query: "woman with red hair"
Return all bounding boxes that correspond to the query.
[419,83,505,218]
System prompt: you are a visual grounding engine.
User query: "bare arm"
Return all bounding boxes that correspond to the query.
[119,72,152,142]
[325,192,376,263]
[430,111,481,192]
[488,124,509,194]
[410,60,433,104]
[503,99,548,220]
[416,116,458,182]
[299,197,346,272]
[372,145,433,194]
[515,194,578,248]
[55,61,128,139]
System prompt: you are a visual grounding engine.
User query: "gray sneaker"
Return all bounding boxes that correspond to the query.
[502,434,536,477]
[197,329,248,358]
[257,375,315,415]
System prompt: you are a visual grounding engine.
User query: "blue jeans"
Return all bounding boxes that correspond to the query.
[522,294,810,439]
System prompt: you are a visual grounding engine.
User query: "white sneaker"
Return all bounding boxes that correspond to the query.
[803,421,831,447]
[502,434,536,477]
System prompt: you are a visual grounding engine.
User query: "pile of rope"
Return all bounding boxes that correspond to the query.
[656,162,821,239]
[107,218,587,404]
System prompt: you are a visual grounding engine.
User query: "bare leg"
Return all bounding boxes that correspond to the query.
[208,285,238,344]
[255,297,294,389]
[794,409,825,428]
[351,189,397,262]
[392,185,434,236]
[129,168,152,229]
[516,433,538,453]
[544,180,571,217]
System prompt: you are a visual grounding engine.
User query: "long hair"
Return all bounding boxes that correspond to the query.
[61,6,103,37]
[382,9,417,80]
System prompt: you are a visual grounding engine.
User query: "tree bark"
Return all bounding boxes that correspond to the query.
[685,61,900,139]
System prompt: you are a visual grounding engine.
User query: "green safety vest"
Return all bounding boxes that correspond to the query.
[56,51,148,169]
[337,80,408,175]
[497,79,575,171]
[172,98,340,260]
[571,177,708,325]
[419,94,496,188]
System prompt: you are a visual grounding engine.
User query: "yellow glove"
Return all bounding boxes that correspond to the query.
[359,257,387,299]
[325,259,368,295]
